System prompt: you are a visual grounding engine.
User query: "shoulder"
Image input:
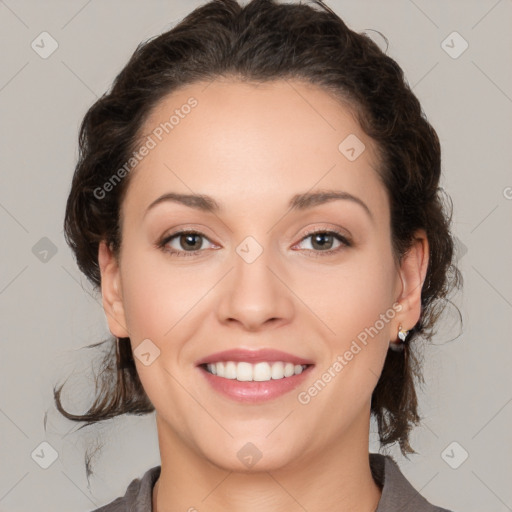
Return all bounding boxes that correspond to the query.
[370,453,457,512]
[89,465,161,512]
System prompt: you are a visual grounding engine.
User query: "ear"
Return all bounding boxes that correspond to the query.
[98,240,130,338]
[393,229,429,340]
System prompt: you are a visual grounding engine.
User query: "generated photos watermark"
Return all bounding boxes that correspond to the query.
[297,301,403,405]
[93,96,198,200]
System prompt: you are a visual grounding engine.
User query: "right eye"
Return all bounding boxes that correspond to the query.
[158,230,218,257]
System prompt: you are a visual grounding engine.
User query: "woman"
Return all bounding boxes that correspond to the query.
[55,0,462,510]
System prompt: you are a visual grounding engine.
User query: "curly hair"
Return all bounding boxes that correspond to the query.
[54,0,462,463]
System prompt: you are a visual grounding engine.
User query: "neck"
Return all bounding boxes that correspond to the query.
[152,410,381,512]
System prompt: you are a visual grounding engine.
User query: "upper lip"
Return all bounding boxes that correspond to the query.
[195,348,315,366]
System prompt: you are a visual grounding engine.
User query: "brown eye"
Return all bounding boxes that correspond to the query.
[177,233,203,251]
[309,232,336,250]
[294,229,351,257]
[158,230,215,257]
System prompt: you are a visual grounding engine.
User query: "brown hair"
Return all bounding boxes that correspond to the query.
[55,0,462,463]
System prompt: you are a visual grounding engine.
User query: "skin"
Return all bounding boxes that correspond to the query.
[98,78,428,512]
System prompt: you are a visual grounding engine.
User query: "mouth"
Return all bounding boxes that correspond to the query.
[195,348,315,403]
[200,361,311,381]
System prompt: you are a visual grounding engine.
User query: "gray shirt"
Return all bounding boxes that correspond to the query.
[90,453,455,511]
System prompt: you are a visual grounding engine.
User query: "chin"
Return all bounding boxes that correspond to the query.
[199,437,304,474]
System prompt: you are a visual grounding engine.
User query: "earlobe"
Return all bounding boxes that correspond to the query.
[394,229,429,336]
[98,240,130,338]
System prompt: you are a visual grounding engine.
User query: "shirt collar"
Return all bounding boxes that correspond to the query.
[370,453,448,511]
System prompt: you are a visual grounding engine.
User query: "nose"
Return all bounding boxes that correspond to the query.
[216,243,295,332]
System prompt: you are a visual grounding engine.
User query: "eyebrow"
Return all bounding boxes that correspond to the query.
[144,189,373,221]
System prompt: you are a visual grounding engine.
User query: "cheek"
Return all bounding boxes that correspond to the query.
[304,255,397,415]
[298,246,397,340]
[119,248,205,341]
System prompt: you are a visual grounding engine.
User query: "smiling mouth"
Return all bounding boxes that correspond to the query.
[200,361,312,382]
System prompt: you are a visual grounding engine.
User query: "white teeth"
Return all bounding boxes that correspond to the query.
[253,362,271,381]
[284,363,295,377]
[225,361,237,379]
[236,362,253,381]
[205,361,308,381]
[271,361,284,379]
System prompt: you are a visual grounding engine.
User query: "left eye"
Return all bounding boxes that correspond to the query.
[294,230,350,253]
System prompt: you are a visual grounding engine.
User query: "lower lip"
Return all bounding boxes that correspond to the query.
[198,365,314,403]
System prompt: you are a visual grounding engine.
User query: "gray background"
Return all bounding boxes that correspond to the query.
[1,0,511,511]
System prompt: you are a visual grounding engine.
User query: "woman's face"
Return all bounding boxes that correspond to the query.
[99,79,426,471]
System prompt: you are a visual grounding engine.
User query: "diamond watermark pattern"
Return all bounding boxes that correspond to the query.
[31,441,58,469]
[133,338,161,366]
[338,134,366,161]
[236,236,263,264]
[32,237,58,263]
[453,236,468,262]
[31,32,59,59]
[237,442,263,468]
[441,31,468,59]
[441,441,469,469]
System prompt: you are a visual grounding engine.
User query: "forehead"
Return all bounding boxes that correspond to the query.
[122,78,388,222]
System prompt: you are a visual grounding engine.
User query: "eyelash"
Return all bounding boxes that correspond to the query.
[156,228,352,258]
